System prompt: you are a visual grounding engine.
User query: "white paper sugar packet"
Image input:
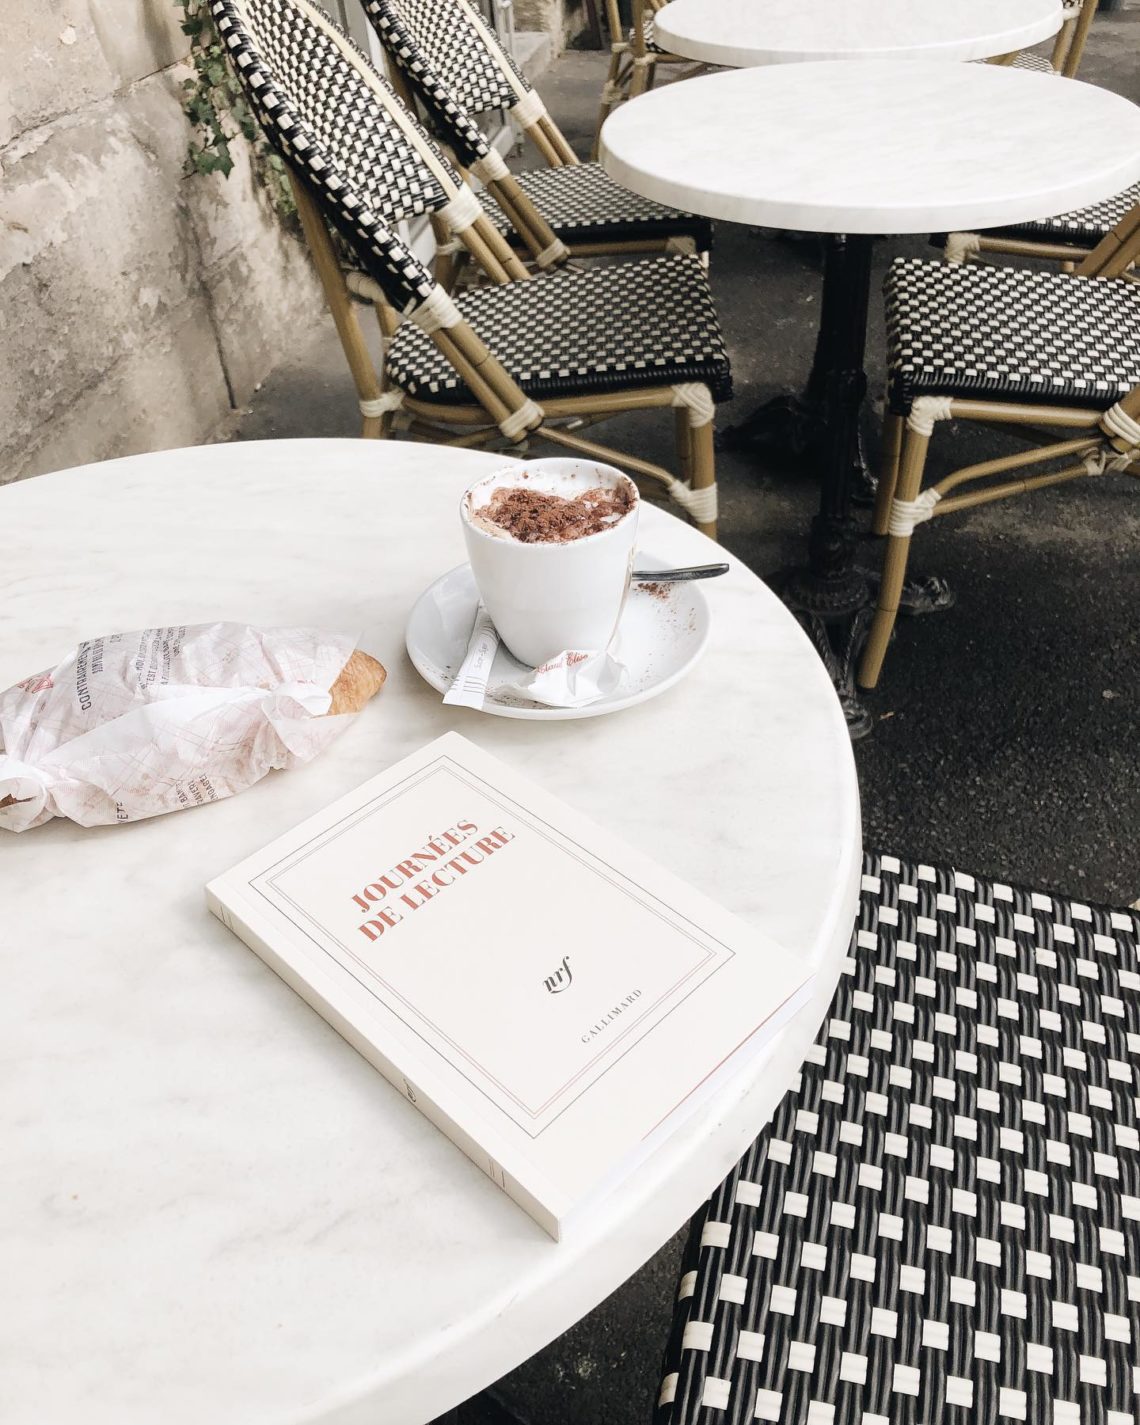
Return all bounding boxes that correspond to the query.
[442,604,500,709]
[443,606,626,710]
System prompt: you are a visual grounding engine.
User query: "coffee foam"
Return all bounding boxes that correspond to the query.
[463,463,637,546]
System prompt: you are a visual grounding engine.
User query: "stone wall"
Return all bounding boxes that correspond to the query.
[513,0,584,48]
[0,0,324,484]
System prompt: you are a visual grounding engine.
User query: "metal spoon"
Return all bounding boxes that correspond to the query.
[631,563,729,582]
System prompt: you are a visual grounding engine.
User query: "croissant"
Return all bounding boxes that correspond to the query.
[328,650,387,715]
[0,648,387,813]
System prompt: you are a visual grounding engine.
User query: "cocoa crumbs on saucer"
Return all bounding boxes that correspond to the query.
[637,582,671,601]
[477,484,633,543]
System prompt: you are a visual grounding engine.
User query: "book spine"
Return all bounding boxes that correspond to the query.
[205,886,561,1241]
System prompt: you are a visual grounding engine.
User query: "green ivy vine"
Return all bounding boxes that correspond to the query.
[174,0,297,222]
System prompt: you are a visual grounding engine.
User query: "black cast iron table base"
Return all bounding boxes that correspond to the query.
[726,233,953,738]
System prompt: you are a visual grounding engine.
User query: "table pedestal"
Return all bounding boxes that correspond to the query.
[766,236,952,738]
[719,236,878,508]
[775,235,876,737]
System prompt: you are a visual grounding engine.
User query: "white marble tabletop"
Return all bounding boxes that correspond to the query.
[653,0,1063,67]
[3,440,861,1425]
[601,61,1140,234]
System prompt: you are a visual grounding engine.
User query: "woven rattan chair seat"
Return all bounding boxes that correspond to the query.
[476,162,712,249]
[989,180,1140,246]
[385,253,732,403]
[1012,49,1055,71]
[656,850,1140,1425]
[886,257,1140,410]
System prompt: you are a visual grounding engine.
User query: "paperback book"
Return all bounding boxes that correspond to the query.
[207,732,813,1238]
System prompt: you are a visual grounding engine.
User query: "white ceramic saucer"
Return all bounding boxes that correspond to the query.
[405,554,712,721]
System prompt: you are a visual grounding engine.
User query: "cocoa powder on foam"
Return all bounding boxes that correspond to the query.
[477,483,633,544]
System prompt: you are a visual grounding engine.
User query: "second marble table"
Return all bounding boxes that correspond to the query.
[653,0,1063,67]
[601,60,1140,732]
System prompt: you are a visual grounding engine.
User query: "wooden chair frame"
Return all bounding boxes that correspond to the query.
[858,211,1140,689]
[360,0,705,265]
[946,0,1103,265]
[293,177,719,539]
[592,0,710,158]
[216,0,721,536]
[1050,0,1100,78]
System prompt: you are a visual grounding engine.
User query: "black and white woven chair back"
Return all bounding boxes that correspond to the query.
[656,854,1140,1425]
[360,0,544,128]
[210,0,481,316]
[358,0,506,172]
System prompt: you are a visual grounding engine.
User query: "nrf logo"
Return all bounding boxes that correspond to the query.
[544,954,572,995]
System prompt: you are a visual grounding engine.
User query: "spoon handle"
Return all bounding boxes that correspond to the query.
[631,563,729,583]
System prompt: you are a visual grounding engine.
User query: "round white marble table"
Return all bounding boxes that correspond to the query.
[3,439,861,1425]
[600,60,1140,236]
[653,0,1063,67]
[601,61,1140,731]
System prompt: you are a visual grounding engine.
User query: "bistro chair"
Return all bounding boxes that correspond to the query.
[210,0,730,538]
[857,213,1140,689]
[655,849,1140,1425]
[594,0,708,156]
[943,182,1139,269]
[945,0,1103,266]
[359,0,713,265]
[987,0,1098,74]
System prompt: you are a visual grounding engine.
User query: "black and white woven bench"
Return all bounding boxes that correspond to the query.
[655,851,1140,1425]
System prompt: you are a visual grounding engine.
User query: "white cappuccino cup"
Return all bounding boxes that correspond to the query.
[460,458,639,668]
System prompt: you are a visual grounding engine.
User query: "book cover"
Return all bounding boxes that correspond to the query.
[206,732,813,1238]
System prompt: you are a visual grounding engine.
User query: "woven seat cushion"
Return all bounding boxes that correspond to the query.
[989,179,1140,246]
[386,253,732,404]
[1012,49,1055,71]
[656,850,1140,1425]
[886,256,1140,410]
[477,162,712,250]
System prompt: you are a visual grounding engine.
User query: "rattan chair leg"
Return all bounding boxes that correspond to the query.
[674,408,693,488]
[1050,13,1077,71]
[689,419,717,540]
[475,214,532,282]
[1077,203,1140,277]
[429,213,460,290]
[431,336,515,431]
[871,412,905,536]
[1061,0,1099,76]
[537,115,579,167]
[524,118,566,169]
[629,60,651,99]
[486,177,562,263]
[978,235,1094,263]
[289,171,385,439]
[438,321,543,442]
[460,215,530,284]
[858,426,931,689]
[592,47,626,159]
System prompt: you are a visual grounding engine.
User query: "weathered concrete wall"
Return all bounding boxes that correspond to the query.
[0,0,323,483]
[512,0,585,50]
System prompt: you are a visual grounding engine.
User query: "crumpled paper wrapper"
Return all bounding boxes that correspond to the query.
[0,622,361,832]
[500,649,626,708]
